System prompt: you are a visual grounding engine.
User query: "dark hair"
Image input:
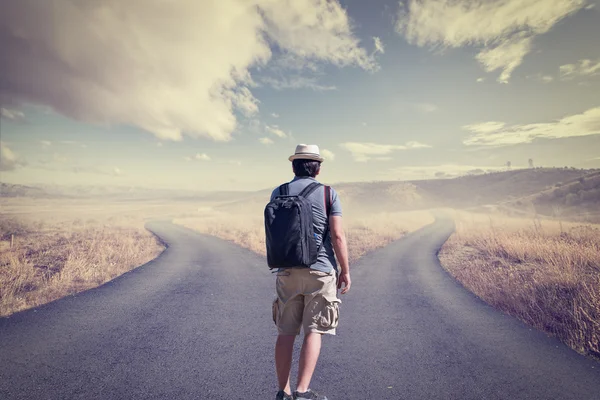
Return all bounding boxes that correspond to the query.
[292,159,321,177]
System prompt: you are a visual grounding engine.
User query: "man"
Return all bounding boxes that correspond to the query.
[269,144,351,400]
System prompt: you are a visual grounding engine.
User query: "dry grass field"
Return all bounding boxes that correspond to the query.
[0,198,178,316]
[505,170,600,223]
[0,218,164,316]
[439,211,600,359]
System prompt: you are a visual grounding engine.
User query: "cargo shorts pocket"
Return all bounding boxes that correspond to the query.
[272,298,280,325]
[316,295,341,329]
[309,270,333,277]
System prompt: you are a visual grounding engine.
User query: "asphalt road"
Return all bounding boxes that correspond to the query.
[1,218,599,400]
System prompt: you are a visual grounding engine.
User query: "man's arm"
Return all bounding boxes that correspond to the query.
[330,215,351,294]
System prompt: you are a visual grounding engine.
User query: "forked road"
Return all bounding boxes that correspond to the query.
[1,218,599,399]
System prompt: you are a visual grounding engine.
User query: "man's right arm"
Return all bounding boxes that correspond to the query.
[330,215,351,294]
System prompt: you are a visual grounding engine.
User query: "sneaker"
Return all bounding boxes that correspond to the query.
[293,389,328,400]
[276,389,293,400]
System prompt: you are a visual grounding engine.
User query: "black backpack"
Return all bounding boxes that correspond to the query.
[264,182,332,269]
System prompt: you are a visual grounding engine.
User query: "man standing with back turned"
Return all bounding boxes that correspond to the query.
[266,144,351,400]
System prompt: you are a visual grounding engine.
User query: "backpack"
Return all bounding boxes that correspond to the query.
[264,182,332,269]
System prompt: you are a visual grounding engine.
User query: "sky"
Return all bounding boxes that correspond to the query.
[1,0,599,192]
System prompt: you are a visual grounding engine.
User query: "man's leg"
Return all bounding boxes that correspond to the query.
[275,334,296,394]
[296,332,322,393]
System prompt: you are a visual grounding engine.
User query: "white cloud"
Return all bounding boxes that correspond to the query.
[266,125,288,138]
[321,149,335,161]
[340,141,430,162]
[68,165,123,177]
[261,76,337,91]
[40,140,52,147]
[0,0,377,142]
[260,0,378,71]
[269,53,321,72]
[474,35,532,83]
[396,0,587,82]
[271,113,280,118]
[463,107,600,146]
[0,141,22,171]
[463,121,506,134]
[528,73,555,83]
[61,140,87,148]
[406,141,432,149]
[182,153,210,161]
[53,153,68,164]
[560,59,600,80]
[37,152,71,166]
[373,36,385,54]
[0,108,25,121]
[259,137,275,145]
[542,75,554,83]
[156,142,163,147]
[414,103,438,113]
[476,77,485,83]
[228,86,260,117]
[194,153,211,161]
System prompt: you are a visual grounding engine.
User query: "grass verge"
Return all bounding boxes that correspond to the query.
[0,217,165,317]
[439,211,600,360]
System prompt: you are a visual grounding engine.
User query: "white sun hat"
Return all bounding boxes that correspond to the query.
[288,144,324,162]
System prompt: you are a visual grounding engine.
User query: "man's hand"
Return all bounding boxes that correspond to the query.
[337,272,351,294]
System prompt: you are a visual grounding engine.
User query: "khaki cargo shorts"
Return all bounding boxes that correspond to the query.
[272,268,340,336]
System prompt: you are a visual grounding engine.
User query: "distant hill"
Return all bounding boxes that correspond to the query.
[3,168,598,222]
[213,168,597,217]
[0,182,254,201]
[0,183,54,198]
[504,170,600,222]
[412,168,595,209]
[333,168,597,213]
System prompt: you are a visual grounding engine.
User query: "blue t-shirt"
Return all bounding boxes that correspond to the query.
[270,176,343,273]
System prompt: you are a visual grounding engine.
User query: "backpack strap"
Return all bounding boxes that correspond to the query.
[316,185,332,255]
[298,182,321,198]
[279,183,289,196]
[324,185,331,217]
